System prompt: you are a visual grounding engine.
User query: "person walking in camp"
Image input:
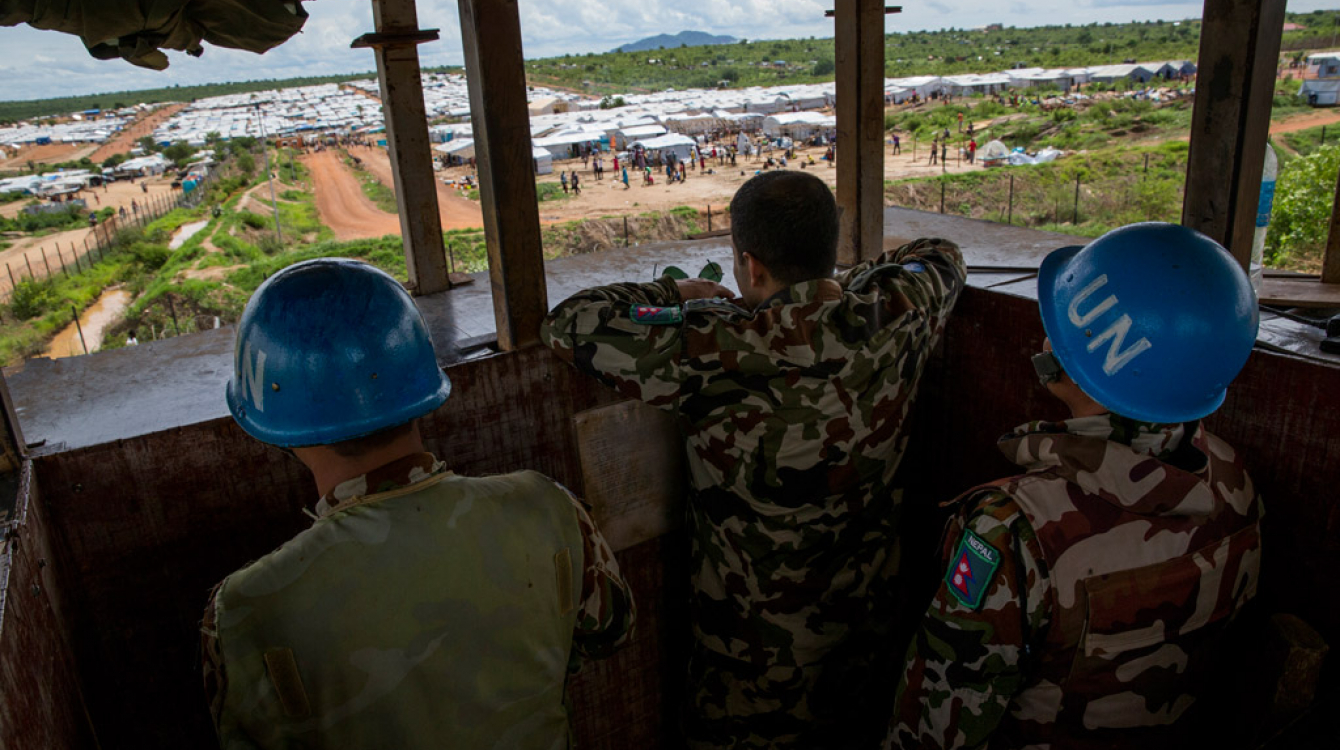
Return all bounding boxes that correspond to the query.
[967,139,977,164]
[204,259,634,750]
[560,170,569,194]
[929,138,938,166]
[541,171,966,749]
[570,170,581,196]
[957,111,963,132]
[622,166,630,189]
[892,133,901,155]
[887,224,1261,750]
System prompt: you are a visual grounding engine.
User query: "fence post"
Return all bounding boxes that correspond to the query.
[24,254,34,279]
[940,180,946,214]
[5,263,14,289]
[71,305,88,355]
[1143,153,1149,177]
[1007,174,1015,225]
[707,205,712,233]
[1073,175,1081,224]
[57,249,69,278]
[624,216,630,247]
[40,247,52,278]
[167,295,181,335]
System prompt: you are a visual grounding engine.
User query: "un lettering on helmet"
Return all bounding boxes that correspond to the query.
[1066,274,1152,377]
[241,342,267,413]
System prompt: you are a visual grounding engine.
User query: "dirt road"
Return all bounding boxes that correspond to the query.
[351,144,485,230]
[300,149,401,241]
[1270,108,1340,135]
[89,104,188,163]
[0,142,98,170]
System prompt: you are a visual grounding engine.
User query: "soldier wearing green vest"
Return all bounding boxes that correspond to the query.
[888,224,1263,749]
[201,259,634,750]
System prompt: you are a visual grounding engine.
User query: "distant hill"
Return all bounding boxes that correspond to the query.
[613,31,737,54]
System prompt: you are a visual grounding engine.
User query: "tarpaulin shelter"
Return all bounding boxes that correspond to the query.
[0,0,308,70]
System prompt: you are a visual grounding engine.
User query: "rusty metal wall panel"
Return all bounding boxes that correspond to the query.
[0,462,98,749]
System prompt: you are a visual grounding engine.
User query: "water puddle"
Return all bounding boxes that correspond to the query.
[169,220,209,250]
[45,288,133,359]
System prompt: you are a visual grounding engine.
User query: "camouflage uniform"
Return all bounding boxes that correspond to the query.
[201,453,634,749]
[541,239,966,747]
[888,415,1263,750]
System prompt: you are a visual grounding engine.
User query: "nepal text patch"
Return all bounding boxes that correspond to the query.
[946,530,1000,610]
[630,304,683,325]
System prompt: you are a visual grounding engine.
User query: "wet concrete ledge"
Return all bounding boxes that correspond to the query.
[5,206,1331,453]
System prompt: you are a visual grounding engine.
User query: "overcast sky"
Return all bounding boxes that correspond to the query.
[0,0,1335,102]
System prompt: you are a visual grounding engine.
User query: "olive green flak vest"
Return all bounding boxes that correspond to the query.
[214,470,584,750]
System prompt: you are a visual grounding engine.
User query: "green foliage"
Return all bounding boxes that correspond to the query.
[812,59,835,76]
[1266,145,1339,267]
[1281,124,1337,158]
[238,211,269,230]
[162,141,197,167]
[599,95,628,109]
[9,279,57,320]
[0,205,85,233]
[536,182,570,202]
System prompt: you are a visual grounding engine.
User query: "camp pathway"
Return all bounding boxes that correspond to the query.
[299,149,401,241]
[353,144,485,230]
[1270,108,1340,135]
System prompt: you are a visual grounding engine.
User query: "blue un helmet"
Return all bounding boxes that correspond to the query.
[1037,222,1258,423]
[225,258,451,447]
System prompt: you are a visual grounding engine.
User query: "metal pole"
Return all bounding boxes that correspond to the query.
[624,216,630,247]
[256,106,283,245]
[707,205,712,232]
[1073,175,1081,224]
[940,180,946,214]
[71,305,88,355]
[5,263,14,288]
[1144,153,1149,177]
[167,295,180,335]
[1007,174,1014,225]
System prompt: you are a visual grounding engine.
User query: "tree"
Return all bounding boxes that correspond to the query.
[812,59,835,76]
[137,135,159,153]
[163,141,196,167]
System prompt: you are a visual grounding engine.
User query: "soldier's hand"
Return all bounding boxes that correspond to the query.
[676,278,735,301]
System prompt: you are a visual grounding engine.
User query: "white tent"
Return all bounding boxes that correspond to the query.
[533,146,554,175]
[761,112,837,140]
[632,133,697,161]
[979,139,1010,165]
[435,138,475,160]
[616,124,667,149]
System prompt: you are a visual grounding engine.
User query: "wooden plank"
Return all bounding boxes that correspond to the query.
[572,401,684,553]
[457,0,548,350]
[834,0,886,265]
[1323,161,1340,284]
[1259,278,1340,308]
[369,0,450,294]
[1182,0,1286,269]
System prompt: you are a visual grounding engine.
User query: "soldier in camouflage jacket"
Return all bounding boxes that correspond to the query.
[542,171,966,748]
[888,225,1263,750]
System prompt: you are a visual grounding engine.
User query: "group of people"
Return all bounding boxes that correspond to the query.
[559,169,582,195]
[204,169,1263,749]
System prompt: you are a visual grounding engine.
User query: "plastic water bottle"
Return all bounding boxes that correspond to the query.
[1250,143,1278,296]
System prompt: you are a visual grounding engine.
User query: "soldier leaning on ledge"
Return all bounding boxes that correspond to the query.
[200,259,634,750]
[542,171,967,749]
[888,223,1263,750]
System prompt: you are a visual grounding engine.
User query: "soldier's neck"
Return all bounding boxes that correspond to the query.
[294,429,427,499]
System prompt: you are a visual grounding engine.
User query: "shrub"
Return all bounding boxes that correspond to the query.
[9,279,55,320]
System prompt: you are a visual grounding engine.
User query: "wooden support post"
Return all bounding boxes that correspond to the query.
[1322,164,1340,284]
[23,254,33,279]
[1007,174,1014,225]
[4,263,14,289]
[359,0,449,295]
[1182,0,1286,270]
[834,0,891,265]
[458,0,547,349]
[39,248,51,278]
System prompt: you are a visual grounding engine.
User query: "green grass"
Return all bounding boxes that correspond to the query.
[1281,125,1339,158]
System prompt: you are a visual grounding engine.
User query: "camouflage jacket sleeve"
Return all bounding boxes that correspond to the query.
[834,237,967,319]
[558,484,637,670]
[888,491,1051,750]
[539,276,687,408]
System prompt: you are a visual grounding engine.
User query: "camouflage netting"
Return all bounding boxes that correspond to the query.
[0,0,307,70]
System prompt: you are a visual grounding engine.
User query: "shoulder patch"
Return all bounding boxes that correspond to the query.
[945,529,1001,610]
[630,304,684,325]
[902,261,926,274]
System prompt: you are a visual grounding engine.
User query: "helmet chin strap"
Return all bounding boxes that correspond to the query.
[1031,350,1064,386]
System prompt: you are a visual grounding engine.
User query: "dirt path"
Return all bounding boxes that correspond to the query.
[0,142,97,171]
[300,149,401,241]
[1270,108,1340,135]
[89,104,188,162]
[351,143,485,230]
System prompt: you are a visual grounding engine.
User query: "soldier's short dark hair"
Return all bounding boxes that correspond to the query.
[730,171,837,285]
